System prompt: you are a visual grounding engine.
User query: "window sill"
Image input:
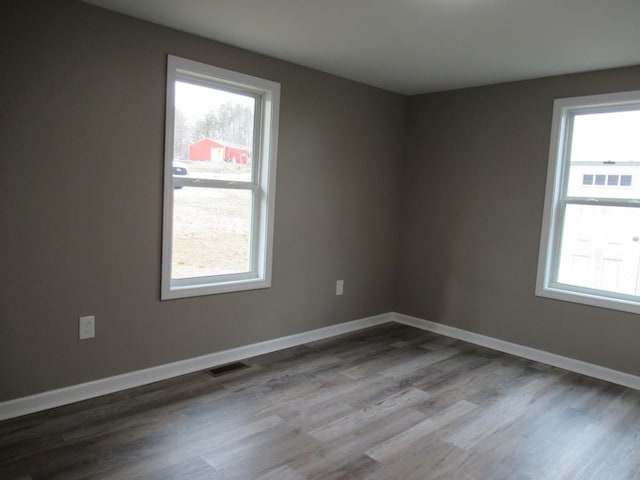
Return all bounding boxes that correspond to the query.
[161,277,271,300]
[536,284,640,315]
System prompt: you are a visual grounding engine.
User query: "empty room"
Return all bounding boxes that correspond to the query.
[2,0,640,478]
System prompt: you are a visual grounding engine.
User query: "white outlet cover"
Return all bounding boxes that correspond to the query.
[336,280,344,296]
[79,315,95,340]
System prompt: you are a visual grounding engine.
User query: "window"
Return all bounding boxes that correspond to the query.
[162,55,280,299]
[581,173,634,187]
[537,90,640,313]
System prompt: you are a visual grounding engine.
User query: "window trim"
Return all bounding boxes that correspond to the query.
[161,55,280,300]
[536,89,640,314]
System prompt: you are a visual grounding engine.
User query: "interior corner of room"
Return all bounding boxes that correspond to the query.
[2,0,640,422]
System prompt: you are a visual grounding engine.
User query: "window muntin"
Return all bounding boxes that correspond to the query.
[537,90,640,313]
[162,56,280,299]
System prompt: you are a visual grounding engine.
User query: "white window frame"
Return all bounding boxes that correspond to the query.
[536,90,640,314]
[161,55,280,300]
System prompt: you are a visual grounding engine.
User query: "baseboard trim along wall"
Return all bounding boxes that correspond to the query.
[0,313,392,422]
[392,312,640,391]
[2,312,639,421]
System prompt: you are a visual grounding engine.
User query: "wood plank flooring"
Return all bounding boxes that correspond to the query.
[1,323,639,479]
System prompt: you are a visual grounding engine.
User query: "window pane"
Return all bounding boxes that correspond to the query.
[621,175,632,187]
[174,81,255,183]
[565,109,640,199]
[172,188,252,279]
[582,174,593,185]
[557,204,640,295]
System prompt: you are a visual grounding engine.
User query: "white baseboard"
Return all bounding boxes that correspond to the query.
[0,313,393,421]
[392,312,640,390]
[3,311,639,421]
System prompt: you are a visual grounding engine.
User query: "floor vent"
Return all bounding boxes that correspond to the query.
[206,362,250,377]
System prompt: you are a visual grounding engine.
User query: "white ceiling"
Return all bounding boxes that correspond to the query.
[81,0,640,95]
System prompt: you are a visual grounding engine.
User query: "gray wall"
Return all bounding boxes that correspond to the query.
[397,66,640,376]
[3,0,640,404]
[0,0,406,401]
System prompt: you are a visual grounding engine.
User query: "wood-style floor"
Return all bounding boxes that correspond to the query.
[1,323,640,480]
